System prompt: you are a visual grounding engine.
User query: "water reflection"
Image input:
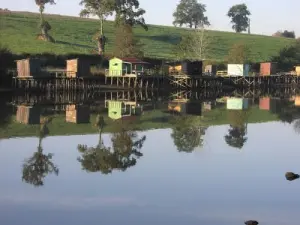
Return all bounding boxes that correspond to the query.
[22,117,59,186]
[77,115,146,174]
[1,89,300,224]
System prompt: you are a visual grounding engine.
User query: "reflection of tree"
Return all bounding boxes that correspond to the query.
[171,116,207,153]
[77,115,146,174]
[0,95,12,129]
[224,110,249,149]
[293,119,300,134]
[22,117,59,187]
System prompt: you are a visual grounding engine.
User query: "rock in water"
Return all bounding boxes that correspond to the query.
[244,220,259,225]
[285,172,300,181]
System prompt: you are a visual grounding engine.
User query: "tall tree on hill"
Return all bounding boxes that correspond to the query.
[113,0,147,58]
[114,0,148,30]
[173,0,210,29]
[79,0,115,55]
[35,0,56,42]
[227,3,251,33]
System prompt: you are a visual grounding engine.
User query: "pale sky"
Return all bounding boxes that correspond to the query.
[0,0,298,36]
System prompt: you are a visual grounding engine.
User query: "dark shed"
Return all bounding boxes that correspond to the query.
[66,104,90,124]
[66,58,91,77]
[181,61,203,76]
[186,101,202,115]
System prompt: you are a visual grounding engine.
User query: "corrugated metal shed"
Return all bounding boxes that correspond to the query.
[260,62,277,76]
[16,58,41,77]
[66,58,91,78]
[65,104,90,123]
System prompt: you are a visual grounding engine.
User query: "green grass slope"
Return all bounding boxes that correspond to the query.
[0,11,295,61]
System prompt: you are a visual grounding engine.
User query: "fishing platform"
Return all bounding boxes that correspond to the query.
[11,58,300,91]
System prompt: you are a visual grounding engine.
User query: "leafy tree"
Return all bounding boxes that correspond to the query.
[224,110,249,149]
[272,39,300,71]
[224,125,247,149]
[175,28,210,61]
[79,0,115,55]
[114,0,148,30]
[35,0,56,42]
[171,116,207,153]
[113,22,144,58]
[173,0,210,29]
[22,117,59,187]
[273,30,295,39]
[77,115,146,174]
[226,42,251,64]
[227,4,251,33]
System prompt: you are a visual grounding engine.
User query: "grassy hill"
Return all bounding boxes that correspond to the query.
[0,11,295,61]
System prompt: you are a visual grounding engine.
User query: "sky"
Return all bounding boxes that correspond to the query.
[0,0,299,36]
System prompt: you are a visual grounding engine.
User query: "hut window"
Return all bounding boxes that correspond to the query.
[114,63,118,66]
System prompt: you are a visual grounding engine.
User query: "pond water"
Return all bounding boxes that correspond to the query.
[0,91,300,225]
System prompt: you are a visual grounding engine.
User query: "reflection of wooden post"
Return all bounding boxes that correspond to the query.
[16,105,41,124]
[66,104,90,124]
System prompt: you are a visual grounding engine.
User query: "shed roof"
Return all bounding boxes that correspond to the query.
[120,57,150,64]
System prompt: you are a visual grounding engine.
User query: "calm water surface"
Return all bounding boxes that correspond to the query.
[0,92,300,225]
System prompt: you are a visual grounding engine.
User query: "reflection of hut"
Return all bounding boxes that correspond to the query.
[66,105,90,123]
[295,66,300,76]
[66,58,91,78]
[108,57,150,76]
[202,101,215,111]
[16,58,41,77]
[295,96,300,106]
[227,98,249,110]
[168,100,202,115]
[259,97,270,110]
[16,105,41,124]
[260,62,277,76]
[269,98,281,113]
[167,61,203,75]
[107,101,143,120]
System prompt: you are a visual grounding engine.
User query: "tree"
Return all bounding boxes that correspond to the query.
[77,115,146,174]
[79,0,115,55]
[173,0,210,29]
[114,0,148,30]
[271,39,300,71]
[224,110,249,149]
[175,27,210,61]
[35,0,56,42]
[171,115,207,153]
[227,4,251,33]
[226,42,251,64]
[273,30,295,39]
[113,22,144,58]
[22,117,59,187]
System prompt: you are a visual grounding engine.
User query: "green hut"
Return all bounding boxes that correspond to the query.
[108,57,149,76]
[107,100,143,120]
